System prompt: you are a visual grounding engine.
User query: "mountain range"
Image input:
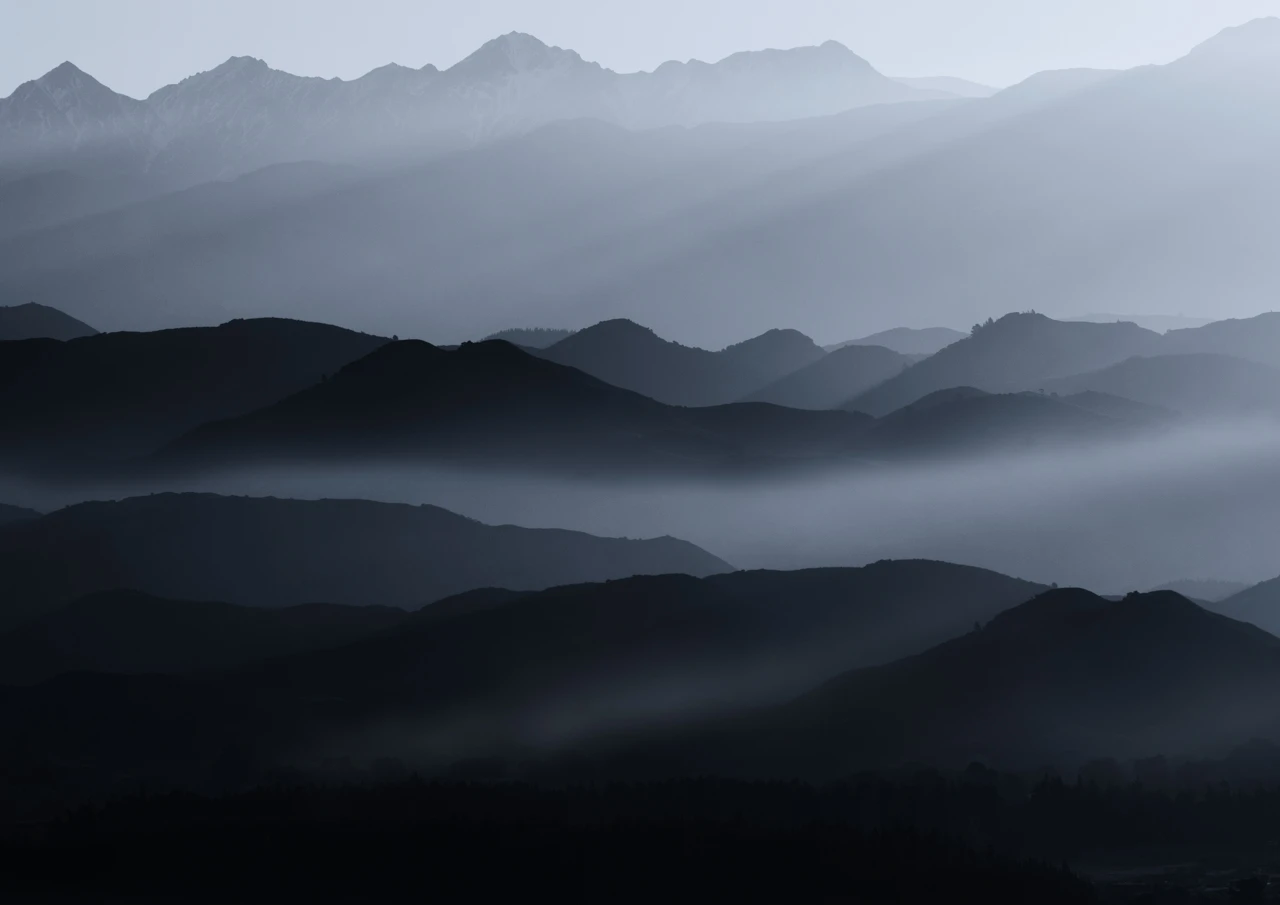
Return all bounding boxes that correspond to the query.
[0,560,1043,784]
[4,22,1280,342]
[0,34,940,194]
[0,317,389,464]
[0,493,730,630]
[538,319,826,406]
[0,309,1225,477]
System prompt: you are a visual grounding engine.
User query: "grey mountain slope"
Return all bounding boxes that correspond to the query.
[826,326,965,355]
[538,319,826,406]
[1218,577,1280,638]
[535,24,1280,344]
[0,99,960,336]
[0,302,96,340]
[844,313,1162,416]
[861,387,1142,455]
[740,344,908,409]
[1161,312,1280,368]
[1152,579,1249,603]
[6,24,1276,344]
[1043,353,1280,417]
[894,76,998,98]
[0,493,732,631]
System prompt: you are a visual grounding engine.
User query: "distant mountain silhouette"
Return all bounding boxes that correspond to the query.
[0,302,96,340]
[0,503,40,525]
[680,589,1280,777]
[0,317,388,465]
[164,339,872,471]
[1161,313,1280,368]
[864,387,1144,455]
[845,314,1162,415]
[0,590,408,686]
[1044,353,1280,417]
[539,319,825,406]
[1064,312,1214,333]
[0,493,731,630]
[826,326,965,356]
[739,344,908,410]
[481,327,575,348]
[1218,577,1280,638]
[1150,579,1248,603]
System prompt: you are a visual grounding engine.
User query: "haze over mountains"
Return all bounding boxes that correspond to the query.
[7,16,1280,898]
[5,21,1280,341]
[0,34,940,192]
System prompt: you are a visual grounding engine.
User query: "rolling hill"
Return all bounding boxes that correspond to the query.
[739,344,908,410]
[539,319,825,406]
[844,314,1162,415]
[1043,353,1280,417]
[0,318,389,465]
[826,326,964,356]
[0,590,409,686]
[659,589,1280,778]
[162,338,873,472]
[0,493,732,630]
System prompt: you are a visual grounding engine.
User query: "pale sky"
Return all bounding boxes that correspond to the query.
[3,0,1279,99]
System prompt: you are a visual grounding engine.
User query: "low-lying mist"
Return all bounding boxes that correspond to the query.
[5,417,1280,593]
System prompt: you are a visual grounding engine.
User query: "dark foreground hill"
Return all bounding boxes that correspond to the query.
[163,338,873,472]
[0,493,731,630]
[0,503,39,526]
[0,302,96,340]
[0,560,1041,787]
[665,589,1280,778]
[0,317,389,465]
[539,319,825,406]
[0,590,408,685]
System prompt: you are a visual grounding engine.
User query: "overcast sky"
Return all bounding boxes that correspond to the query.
[4,0,1278,98]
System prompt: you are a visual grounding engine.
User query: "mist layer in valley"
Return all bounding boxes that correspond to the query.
[6,416,1277,593]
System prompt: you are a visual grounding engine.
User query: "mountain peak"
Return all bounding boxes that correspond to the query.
[213,55,271,76]
[8,61,131,110]
[449,32,584,78]
[38,61,90,84]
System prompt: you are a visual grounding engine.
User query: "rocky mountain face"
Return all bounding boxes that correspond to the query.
[0,34,936,189]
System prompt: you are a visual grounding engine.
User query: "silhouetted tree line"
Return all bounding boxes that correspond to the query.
[0,779,1094,905]
[9,748,1280,901]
